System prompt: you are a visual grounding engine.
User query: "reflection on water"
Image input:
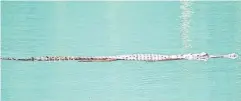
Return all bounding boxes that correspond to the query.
[180,0,193,50]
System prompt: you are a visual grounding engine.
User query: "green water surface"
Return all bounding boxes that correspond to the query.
[2,1,241,101]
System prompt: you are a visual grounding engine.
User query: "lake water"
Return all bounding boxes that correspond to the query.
[1,1,241,101]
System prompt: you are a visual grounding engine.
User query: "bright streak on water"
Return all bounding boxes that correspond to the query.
[180,0,193,50]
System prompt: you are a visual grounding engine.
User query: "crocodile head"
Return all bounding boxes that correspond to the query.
[183,52,209,61]
[223,53,238,59]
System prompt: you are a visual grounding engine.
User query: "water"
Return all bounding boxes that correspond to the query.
[1,1,241,101]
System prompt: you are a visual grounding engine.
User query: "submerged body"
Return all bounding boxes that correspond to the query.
[0,52,238,62]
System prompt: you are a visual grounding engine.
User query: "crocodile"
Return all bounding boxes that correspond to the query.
[0,52,238,62]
